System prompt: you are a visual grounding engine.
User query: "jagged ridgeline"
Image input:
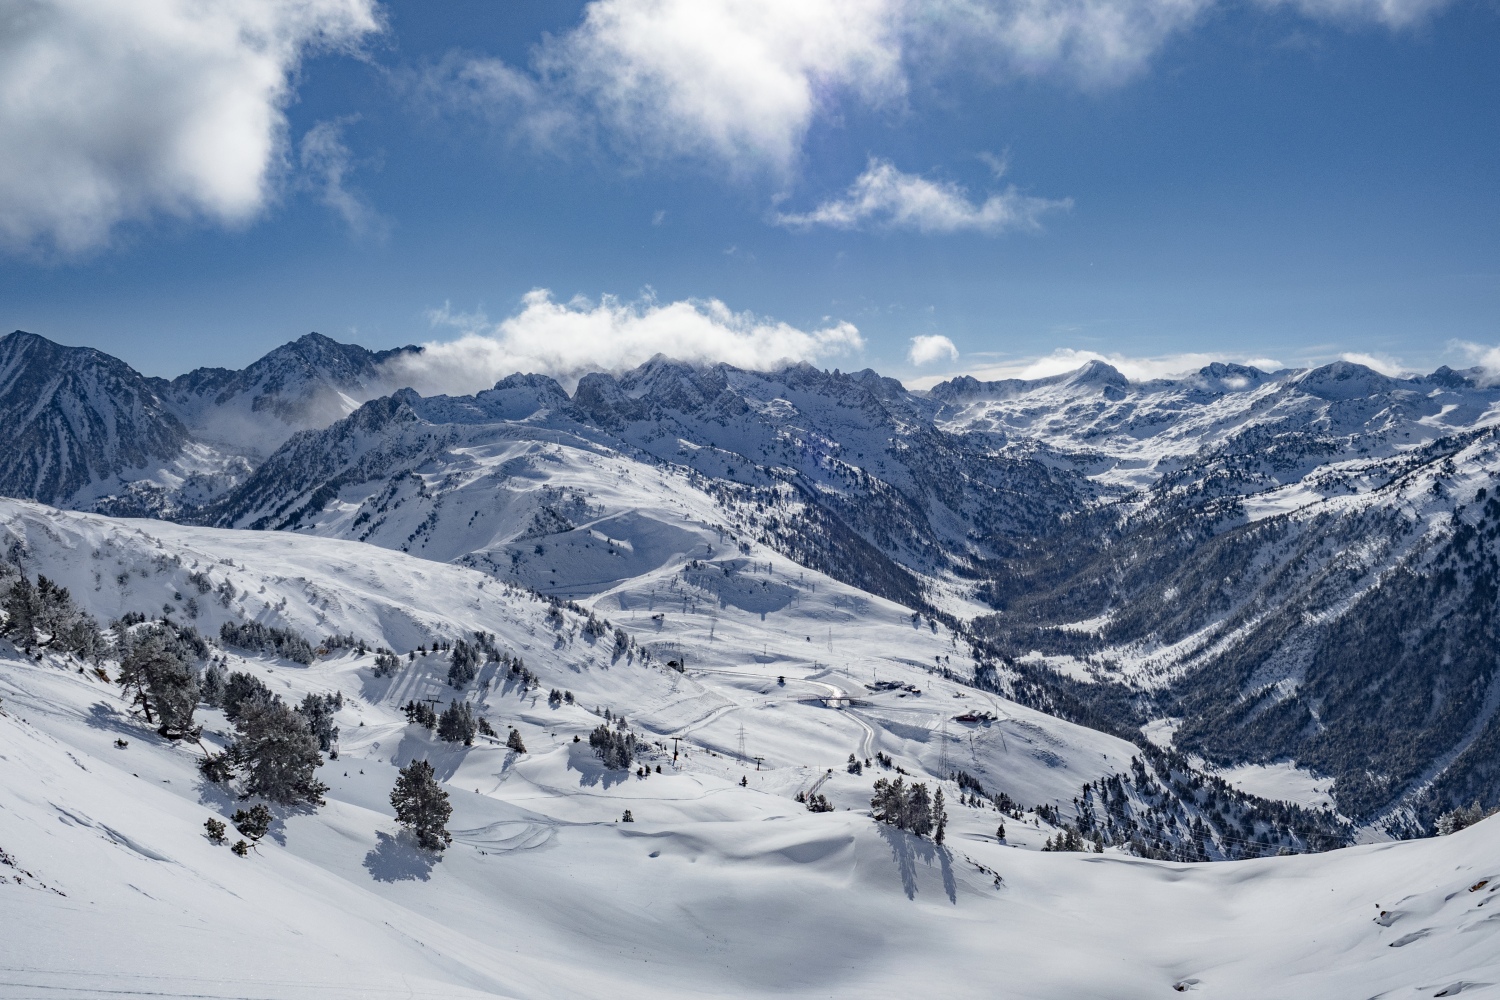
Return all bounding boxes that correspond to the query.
[2,328,1500,831]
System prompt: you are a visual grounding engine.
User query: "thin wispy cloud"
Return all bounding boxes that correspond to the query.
[906,347,1287,388]
[0,0,382,254]
[379,289,865,395]
[913,0,1211,89]
[775,157,1071,234]
[298,119,387,240]
[1259,0,1451,28]
[1452,340,1500,387]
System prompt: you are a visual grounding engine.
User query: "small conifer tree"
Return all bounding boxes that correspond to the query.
[232,804,272,842]
[391,759,452,851]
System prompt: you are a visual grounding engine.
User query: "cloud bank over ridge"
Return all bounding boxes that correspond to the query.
[379,289,866,396]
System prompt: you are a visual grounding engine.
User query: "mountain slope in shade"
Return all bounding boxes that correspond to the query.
[0,331,422,514]
[0,331,192,507]
[162,332,419,458]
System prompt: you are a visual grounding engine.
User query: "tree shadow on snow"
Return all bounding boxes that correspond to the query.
[390,731,469,782]
[877,825,957,903]
[564,743,629,789]
[84,701,150,741]
[363,831,442,882]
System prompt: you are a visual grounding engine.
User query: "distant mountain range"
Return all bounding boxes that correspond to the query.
[3,326,1498,832]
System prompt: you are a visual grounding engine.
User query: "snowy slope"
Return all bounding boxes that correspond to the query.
[0,498,1132,810]
[5,633,1500,998]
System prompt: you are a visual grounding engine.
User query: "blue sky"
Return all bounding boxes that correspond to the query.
[1,0,1497,388]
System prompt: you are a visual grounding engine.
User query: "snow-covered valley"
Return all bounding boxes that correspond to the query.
[4,500,1500,998]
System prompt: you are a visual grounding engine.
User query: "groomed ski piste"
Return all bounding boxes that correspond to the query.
[3,499,1500,998]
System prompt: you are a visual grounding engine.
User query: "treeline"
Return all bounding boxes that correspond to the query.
[0,567,106,660]
[219,621,315,665]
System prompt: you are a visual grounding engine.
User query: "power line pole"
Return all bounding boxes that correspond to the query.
[737,722,747,762]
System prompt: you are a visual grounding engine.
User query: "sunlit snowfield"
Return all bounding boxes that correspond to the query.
[3,499,1500,999]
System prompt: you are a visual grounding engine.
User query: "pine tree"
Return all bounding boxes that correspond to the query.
[1,575,38,650]
[403,699,437,729]
[221,671,273,721]
[150,654,200,739]
[437,701,477,745]
[232,697,327,805]
[390,759,452,851]
[297,693,341,754]
[871,777,906,825]
[118,630,199,737]
[204,818,227,843]
[933,789,948,845]
[201,662,226,707]
[232,804,272,841]
[588,724,635,769]
[506,727,527,753]
[447,640,481,687]
[905,782,934,837]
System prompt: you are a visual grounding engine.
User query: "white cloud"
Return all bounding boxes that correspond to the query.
[298,118,386,239]
[1451,341,1500,387]
[1338,351,1411,377]
[913,0,1211,88]
[906,347,1285,388]
[379,289,865,395]
[553,0,905,174]
[425,0,1450,175]
[425,0,905,176]
[908,334,960,366]
[0,0,382,255]
[1256,0,1449,28]
[775,157,1070,233]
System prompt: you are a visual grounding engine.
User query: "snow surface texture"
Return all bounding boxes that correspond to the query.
[1,499,1499,997]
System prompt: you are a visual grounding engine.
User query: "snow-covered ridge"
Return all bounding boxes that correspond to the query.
[4,329,1500,833]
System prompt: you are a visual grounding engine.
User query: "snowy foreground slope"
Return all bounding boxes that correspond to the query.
[6,651,1500,998]
[3,501,1500,997]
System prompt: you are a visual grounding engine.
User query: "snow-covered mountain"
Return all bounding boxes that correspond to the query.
[3,330,1500,835]
[161,332,420,459]
[0,331,193,507]
[0,331,419,515]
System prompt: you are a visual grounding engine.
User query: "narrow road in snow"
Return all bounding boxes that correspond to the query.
[805,677,876,760]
